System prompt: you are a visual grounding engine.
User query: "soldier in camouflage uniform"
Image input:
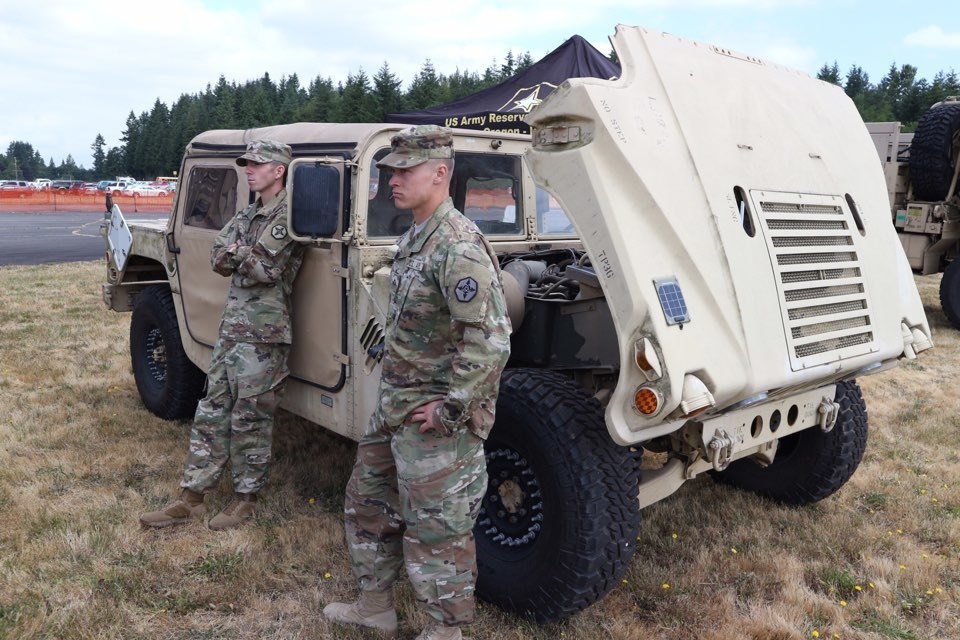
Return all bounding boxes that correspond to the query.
[140,139,305,531]
[323,126,511,640]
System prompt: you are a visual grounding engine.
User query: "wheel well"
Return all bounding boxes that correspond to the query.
[106,257,169,312]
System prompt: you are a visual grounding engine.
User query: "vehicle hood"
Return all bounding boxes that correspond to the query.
[524,25,931,444]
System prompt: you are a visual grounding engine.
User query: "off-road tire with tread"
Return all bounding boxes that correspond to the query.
[939,259,960,330]
[711,380,867,505]
[909,102,960,202]
[130,285,206,420]
[474,369,642,622]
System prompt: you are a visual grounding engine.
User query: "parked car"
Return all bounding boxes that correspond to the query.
[0,180,31,190]
[82,183,101,194]
[51,180,84,191]
[32,178,52,190]
[122,183,170,197]
[104,180,136,195]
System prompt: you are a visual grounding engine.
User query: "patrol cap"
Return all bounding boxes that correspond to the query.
[376,125,454,169]
[236,139,293,166]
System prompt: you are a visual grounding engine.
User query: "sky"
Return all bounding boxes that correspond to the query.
[2,0,960,170]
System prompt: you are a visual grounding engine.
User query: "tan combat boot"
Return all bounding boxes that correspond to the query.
[323,589,398,637]
[416,622,462,640]
[208,493,257,530]
[139,488,205,528]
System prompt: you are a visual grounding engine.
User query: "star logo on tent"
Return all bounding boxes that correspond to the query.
[499,82,559,113]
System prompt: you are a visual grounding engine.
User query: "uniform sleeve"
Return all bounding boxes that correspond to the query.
[234,206,301,285]
[437,238,512,434]
[210,213,241,276]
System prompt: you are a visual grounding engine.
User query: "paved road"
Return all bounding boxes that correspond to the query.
[0,211,167,266]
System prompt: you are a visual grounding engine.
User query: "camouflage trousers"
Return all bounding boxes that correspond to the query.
[181,339,290,495]
[344,416,487,626]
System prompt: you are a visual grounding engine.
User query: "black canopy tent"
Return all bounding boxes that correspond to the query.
[387,35,620,135]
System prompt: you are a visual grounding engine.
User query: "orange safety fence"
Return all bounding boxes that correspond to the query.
[0,188,174,213]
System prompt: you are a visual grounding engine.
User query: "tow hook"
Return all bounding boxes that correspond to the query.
[817,397,840,433]
[707,430,735,472]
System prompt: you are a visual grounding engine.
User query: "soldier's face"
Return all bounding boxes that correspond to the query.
[245,161,283,194]
[388,161,439,212]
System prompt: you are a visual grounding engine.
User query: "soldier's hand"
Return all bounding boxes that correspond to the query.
[412,400,443,433]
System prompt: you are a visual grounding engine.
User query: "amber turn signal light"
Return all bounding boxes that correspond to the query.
[634,386,661,416]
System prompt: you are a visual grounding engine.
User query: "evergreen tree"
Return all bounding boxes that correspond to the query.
[817,61,841,85]
[404,60,443,110]
[91,134,107,176]
[335,69,379,122]
[213,76,239,129]
[300,76,338,122]
[373,63,404,121]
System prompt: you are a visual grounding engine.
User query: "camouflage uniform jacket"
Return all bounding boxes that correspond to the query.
[210,189,304,343]
[377,197,511,439]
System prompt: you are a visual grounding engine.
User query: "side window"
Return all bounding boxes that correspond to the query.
[365,150,524,238]
[367,151,414,237]
[536,186,575,235]
[457,152,522,236]
[183,167,239,230]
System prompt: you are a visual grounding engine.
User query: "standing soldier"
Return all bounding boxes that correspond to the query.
[323,125,512,640]
[140,139,304,531]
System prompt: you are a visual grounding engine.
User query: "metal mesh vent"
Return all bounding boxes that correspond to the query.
[781,268,860,283]
[756,192,874,369]
[791,315,870,339]
[766,219,848,230]
[784,284,864,302]
[772,236,852,248]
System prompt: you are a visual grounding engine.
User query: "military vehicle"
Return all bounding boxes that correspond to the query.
[867,98,960,328]
[102,25,932,622]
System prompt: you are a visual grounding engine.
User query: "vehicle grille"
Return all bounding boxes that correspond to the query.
[756,193,874,370]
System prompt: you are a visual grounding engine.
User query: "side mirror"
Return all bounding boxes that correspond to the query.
[290,163,341,239]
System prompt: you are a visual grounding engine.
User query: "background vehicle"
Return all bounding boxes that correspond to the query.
[121,182,170,197]
[51,179,85,191]
[867,97,960,327]
[102,26,931,623]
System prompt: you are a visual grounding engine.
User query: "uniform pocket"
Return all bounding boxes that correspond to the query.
[404,447,487,547]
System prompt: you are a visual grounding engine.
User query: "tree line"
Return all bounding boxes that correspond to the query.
[1,53,958,183]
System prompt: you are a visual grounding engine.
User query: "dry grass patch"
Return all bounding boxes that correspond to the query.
[0,263,958,639]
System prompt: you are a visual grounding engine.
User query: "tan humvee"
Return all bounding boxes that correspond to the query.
[867,97,960,328]
[102,25,932,622]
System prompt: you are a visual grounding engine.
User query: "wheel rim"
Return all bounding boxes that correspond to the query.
[476,445,544,550]
[144,326,168,385]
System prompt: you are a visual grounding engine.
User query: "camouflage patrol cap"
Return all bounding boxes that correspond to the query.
[376,125,454,169]
[236,139,293,166]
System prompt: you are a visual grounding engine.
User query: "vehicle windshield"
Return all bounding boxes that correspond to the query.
[367,149,525,238]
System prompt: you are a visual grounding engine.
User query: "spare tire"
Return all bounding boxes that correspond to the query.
[909,101,960,201]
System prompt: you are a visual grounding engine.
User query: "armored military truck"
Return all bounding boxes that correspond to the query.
[102,25,932,622]
[867,98,960,328]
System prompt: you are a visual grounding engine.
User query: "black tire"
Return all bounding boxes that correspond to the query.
[909,102,960,201]
[129,285,206,420]
[711,380,867,505]
[940,259,960,330]
[475,369,642,622]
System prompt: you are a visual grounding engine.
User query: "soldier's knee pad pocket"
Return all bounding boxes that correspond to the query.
[436,569,476,608]
[406,465,486,547]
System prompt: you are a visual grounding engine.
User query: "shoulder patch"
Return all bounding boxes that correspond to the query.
[455,277,478,302]
[271,224,287,240]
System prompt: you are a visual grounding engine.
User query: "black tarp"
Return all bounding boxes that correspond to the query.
[388,35,620,135]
